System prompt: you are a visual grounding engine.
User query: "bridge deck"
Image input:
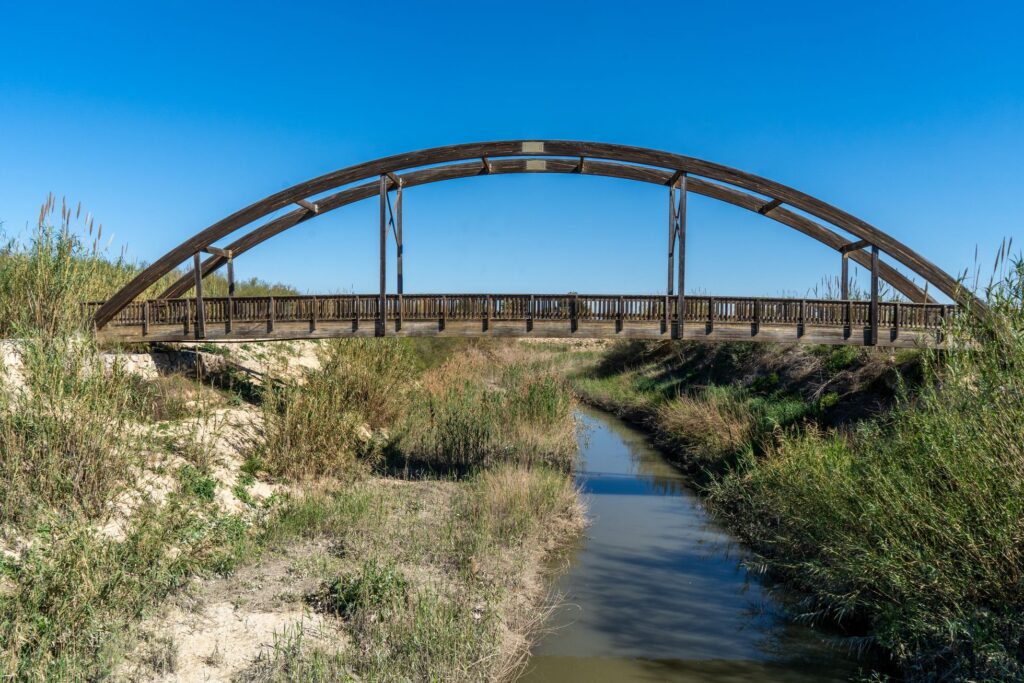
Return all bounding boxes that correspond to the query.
[88,294,954,347]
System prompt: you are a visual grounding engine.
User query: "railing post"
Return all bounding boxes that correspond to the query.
[708,295,714,333]
[798,299,805,338]
[845,300,853,339]
[310,295,318,333]
[571,294,579,333]
[353,295,360,331]
[753,298,760,336]
[183,300,190,336]
[268,296,275,333]
[226,295,233,334]
[893,301,900,342]
[193,252,205,340]
[440,295,447,331]
[483,294,490,332]
[617,295,624,333]
[527,294,534,332]
[142,300,149,337]
[870,245,879,346]
[676,175,687,339]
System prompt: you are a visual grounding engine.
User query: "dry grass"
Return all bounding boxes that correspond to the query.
[655,388,755,468]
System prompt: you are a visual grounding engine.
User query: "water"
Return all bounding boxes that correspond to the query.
[519,407,864,682]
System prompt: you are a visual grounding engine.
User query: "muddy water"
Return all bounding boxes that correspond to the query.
[519,407,864,682]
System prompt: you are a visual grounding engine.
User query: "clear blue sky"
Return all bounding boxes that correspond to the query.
[2,1,1022,301]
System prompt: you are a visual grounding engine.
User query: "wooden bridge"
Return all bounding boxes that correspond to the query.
[89,141,980,348]
[89,294,953,347]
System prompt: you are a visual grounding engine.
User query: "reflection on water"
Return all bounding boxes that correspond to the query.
[518,407,863,682]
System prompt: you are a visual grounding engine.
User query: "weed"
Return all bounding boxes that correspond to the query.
[178,464,217,501]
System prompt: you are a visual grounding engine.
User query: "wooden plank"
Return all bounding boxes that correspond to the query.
[757,197,783,215]
[840,238,871,255]
[295,199,319,213]
[95,317,946,348]
[202,246,232,258]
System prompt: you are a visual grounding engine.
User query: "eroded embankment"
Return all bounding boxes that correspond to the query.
[1,338,583,682]
[560,332,1024,681]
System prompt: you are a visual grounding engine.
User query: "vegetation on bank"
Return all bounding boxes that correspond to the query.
[0,203,581,681]
[0,196,297,338]
[567,264,1024,680]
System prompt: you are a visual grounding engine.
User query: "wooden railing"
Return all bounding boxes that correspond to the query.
[85,294,956,336]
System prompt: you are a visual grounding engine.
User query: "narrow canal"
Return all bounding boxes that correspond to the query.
[519,407,865,682]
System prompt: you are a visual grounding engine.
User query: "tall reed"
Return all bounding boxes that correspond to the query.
[709,260,1024,679]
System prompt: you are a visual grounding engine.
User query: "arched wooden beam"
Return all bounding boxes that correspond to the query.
[97,141,977,328]
[160,158,931,302]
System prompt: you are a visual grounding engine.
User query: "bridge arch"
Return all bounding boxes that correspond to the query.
[93,140,980,330]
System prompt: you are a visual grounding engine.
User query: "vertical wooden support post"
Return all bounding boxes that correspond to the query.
[227,256,235,297]
[617,295,624,333]
[193,252,205,340]
[527,294,534,332]
[676,175,687,339]
[378,175,387,337]
[798,299,805,338]
[142,300,150,336]
[841,253,849,301]
[353,295,360,331]
[440,295,447,331]
[483,295,490,332]
[225,254,234,334]
[753,298,760,336]
[571,294,579,333]
[893,301,900,342]
[708,295,715,332]
[268,296,275,333]
[310,295,318,333]
[226,295,233,334]
[870,245,880,346]
[396,180,404,331]
[184,300,190,335]
[666,182,676,334]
